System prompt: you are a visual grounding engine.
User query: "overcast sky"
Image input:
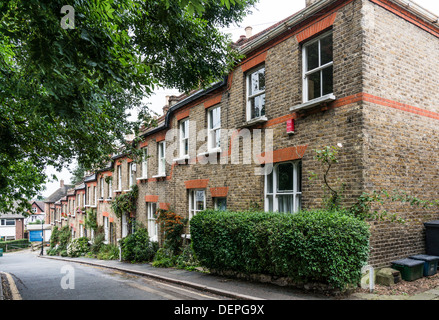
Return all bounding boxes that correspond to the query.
[42,0,439,198]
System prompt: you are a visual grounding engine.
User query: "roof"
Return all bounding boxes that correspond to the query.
[30,200,45,212]
[44,184,73,204]
[0,213,25,219]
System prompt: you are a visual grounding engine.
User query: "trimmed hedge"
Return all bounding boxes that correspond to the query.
[0,239,30,251]
[190,210,370,290]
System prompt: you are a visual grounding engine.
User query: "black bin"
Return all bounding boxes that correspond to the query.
[424,221,439,256]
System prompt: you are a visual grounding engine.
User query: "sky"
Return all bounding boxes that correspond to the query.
[41,0,439,198]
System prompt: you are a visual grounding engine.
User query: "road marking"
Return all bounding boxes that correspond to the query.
[127,281,180,300]
[1,272,22,300]
[151,280,220,300]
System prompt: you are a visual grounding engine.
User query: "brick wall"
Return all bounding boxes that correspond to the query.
[361,0,439,266]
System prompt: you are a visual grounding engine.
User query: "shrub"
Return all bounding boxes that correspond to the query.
[67,237,90,257]
[0,239,30,252]
[190,209,370,291]
[97,244,120,260]
[120,227,156,262]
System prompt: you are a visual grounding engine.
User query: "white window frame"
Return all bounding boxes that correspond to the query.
[188,189,206,220]
[141,147,148,178]
[93,186,97,206]
[103,216,109,243]
[100,177,104,199]
[214,197,227,211]
[246,65,266,122]
[147,202,158,242]
[107,178,112,200]
[264,161,302,214]
[157,141,166,176]
[207,106,221,152]
[179,119,189,158]
[128,162,135,188]
[302,31,333,103]
[122,213,128,238]
[117,165,122,191]
[1,219,15,226]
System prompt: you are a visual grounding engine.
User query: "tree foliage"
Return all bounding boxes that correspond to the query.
[0,0,257,213]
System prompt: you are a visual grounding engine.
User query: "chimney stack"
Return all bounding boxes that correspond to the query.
[60,180,64,188]
[305,0,319,7]
[245,26,253,38]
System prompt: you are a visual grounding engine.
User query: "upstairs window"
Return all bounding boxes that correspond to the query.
[141,147,148,178]
[179,119,189,157]
[246,65,266,121]
[157,141,166,176]
[207,106,221,151]
[117,165,122,191]
[303,31,333,102]
[128,162,135,188]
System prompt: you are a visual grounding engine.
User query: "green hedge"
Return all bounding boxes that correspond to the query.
[0,239,30,251]
[190,210,370,290]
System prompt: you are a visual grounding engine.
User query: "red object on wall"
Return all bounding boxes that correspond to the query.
[287,119,295,133]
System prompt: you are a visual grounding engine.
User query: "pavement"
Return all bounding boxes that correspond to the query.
[3,248,439,300]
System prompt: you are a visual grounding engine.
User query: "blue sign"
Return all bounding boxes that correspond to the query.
[29,230,43,242]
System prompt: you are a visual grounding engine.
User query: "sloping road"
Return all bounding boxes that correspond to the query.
[0,250,228,300]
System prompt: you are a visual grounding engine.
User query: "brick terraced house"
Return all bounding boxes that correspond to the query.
[46,0,439,267]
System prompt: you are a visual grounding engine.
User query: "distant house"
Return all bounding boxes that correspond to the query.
[44,180,73,225]
[0,210,25,241]
[25,200,45,225]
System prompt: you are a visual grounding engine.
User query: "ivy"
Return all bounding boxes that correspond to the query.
[111,185,138,219]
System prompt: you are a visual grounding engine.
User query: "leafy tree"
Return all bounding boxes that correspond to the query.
[0,0,257,213]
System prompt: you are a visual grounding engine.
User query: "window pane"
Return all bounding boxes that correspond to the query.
[180,120,188,139]
[277,163,294,191]
[295,194,302,212]
[266,170,273,194]
[322,65,333,96]
[184,139,188,155]
[267,195,273,212]
[320,34,333,65]
[250,94,265,119]
[250,68,265,95]
[214,129,221,148]
[215,198,227,211]
[210,107,221,129]
[307,71,321,100]
[278,195,294,213]
[306,41,319,71]
[297,162,302,192]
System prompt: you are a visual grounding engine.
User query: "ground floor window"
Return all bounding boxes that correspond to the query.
[214,197,227,211]
[1,219,15,226]
[122,213,128,238]
[265,161,302,213]
[147,202,158,242]
[189,189,206,220]
[103,216,109,243]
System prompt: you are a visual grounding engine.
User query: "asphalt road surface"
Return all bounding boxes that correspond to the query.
[0,250,228,300]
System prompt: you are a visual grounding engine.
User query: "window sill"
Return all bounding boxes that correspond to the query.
[152,174,166,179]
[181,233,191,240]
[172,155,189,164]
[114,190,123,193]
[136,177,148,181]
[240,116,268,128]
[197,148,222,157]
[290,94,336,112]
